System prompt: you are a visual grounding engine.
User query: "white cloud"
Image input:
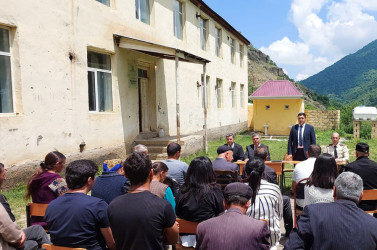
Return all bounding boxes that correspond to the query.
[262,0,377,80]
[296,74,310,81]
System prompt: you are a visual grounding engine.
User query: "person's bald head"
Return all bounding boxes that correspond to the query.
[331,132,340,146]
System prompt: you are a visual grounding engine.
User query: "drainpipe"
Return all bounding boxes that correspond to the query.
[175,54,181,144]
[203,63,208,153]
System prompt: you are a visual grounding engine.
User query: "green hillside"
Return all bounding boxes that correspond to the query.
[300,39,377,105]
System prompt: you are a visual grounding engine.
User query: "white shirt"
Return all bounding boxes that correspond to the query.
[292,157,316,207]
[246,179,283,248]
[297,123,306,146]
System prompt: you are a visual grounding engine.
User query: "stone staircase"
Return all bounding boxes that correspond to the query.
[134,132,181,160]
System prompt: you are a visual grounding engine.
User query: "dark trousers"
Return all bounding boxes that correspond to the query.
[21,225,50,250]
[283,195,293,236]
[293,148,306,161]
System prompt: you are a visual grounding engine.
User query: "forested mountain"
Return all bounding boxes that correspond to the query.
[300,39,377,105]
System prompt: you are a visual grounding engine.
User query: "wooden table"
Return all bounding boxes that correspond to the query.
[236,160,301,190]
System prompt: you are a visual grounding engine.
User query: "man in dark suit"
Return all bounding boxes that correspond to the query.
[244,133,271,161]
[196,183,270,250]
[212,145,239,172]
[344,142,377,214]
[287,112,316,161]
[224,133,244,162]
[285,172,377,250]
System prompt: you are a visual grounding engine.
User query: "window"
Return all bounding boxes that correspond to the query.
[95,0,110,6]
[199,17,207,50]
[0,28,13,113]
[285,105,290,110]
[240,84,245,107]
[87,51,113,112]
[231,82,236,108]
[174,0,183,39]
[215,28,221,57]
[135,0,150,24]
[216,79,223,108]
[230,38,235,63]
[239,44,244,67]
[265,105,270,110]
[201,75,210,108]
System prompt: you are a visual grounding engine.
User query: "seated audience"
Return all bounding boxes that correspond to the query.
[285,172,377,249]
[196,183,270,250]
[45,160,115,250]
[292,144,321,209]
[26,151,68,227]
[134,144,148,155]
[176,156,224,248]
[323,132,349,164]
[108,153,178,250]
[150,162,176,210]
[212,145,239,172]
[91,159,129,204]
[304,153,338,207]
[163,142,189,187]
[344,142,377,215]
[0,163,50,250]
[224,133,244,162]
[245,158,282,249]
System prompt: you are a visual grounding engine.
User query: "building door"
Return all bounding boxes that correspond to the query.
[138,68,150,132]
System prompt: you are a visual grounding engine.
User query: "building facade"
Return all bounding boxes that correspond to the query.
[0,0,249,173]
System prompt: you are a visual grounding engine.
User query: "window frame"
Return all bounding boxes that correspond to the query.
[216,78,223,108]
[201,75,210,108]
[95,0,110,6]
[215,27,221,57]
[240,84,245,108]
[230,37,235,64]
[231,82,236,108]
[87,51,113,113]
[239,44,244,67]
[0,27,14,114]
[173,0,183,39]
[135,0,150,25]
[199,17,207,51]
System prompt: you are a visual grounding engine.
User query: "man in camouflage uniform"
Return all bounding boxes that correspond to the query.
[324,132,349,164]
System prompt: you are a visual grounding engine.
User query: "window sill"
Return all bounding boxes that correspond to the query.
[0,112,23,118]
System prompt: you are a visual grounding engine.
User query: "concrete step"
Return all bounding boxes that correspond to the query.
[147,146,167,154]
[149,153,168,161]
[135,132,159,140]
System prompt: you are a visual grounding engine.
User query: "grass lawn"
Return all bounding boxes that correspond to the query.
[4,129,377,228]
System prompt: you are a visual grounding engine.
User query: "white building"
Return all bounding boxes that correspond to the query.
[0,0,249,183]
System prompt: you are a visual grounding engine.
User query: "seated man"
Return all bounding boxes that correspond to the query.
[244,133,271,161]
[108,153,178,250]
[292,144,321,209]
[224,133,244,162]
[0,163,50,250]
[196,183,270,250]
[91,159,129,204]
[45,160,115,250]
[212,145,239,172]
[323,132,349,164]
[285,172,377,249]
[134,144,148,155]
[163,142,189,187]
[344,142,377,214]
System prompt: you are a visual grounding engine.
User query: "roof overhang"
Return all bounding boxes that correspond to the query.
[114,34,210,64]
[250,96,304,100]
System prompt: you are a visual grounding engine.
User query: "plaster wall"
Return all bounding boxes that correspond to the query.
[0,0,248,168]
[253,99,304,135]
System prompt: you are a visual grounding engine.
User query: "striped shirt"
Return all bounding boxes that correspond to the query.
[246,180,283,248]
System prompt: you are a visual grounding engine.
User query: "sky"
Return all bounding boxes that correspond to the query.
[204,0,377,81]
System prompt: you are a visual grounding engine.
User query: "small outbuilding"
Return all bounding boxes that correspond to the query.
[250,80,304,135]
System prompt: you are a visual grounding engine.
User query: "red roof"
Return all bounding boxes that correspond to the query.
[250,80,303,98]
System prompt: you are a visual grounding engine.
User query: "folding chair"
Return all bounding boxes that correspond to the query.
[293,178,309,227]
[26,203,49,227]
[214,170,239,190]
[361,189,377,213]
[42,243,86,250]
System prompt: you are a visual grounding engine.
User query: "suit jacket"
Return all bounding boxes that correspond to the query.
[196,207,270,250]
[284,199,377,250]
[224,143,244,162]
[287,124,316,156]
[264,164,278,185]
[244,144,271,161]
[345,156,377,210]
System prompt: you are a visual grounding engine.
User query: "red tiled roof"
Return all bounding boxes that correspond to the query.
[250,80,303,98]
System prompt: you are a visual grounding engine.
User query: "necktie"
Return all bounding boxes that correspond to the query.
[299,126,303,146]
[334,146,338,159]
